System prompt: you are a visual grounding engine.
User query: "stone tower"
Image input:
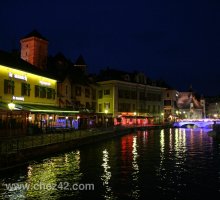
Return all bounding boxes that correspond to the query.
[20,30,48,70]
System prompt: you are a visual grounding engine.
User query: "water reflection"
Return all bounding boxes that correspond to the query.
[2,150,82,199]
[131,136,140,199]
[101,149,116,200]
[1,128,220,199]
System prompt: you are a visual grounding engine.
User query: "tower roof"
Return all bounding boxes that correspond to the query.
[74,55,87,66]
[22,30,48,41]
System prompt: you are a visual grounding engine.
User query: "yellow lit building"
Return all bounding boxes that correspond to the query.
[0,50,59,137]
[96,70,165,126]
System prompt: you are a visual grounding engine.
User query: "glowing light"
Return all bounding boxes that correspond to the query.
[9,72,27,81]
[39,80,51,86]
[12,96,24,101]
[29,109,79,113]
[101,149,115,198]
[8,101,15,110]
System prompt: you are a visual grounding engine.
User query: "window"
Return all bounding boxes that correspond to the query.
[104,89,110,95]
[98,104,102,112]
[104,102,110,109]
[98,90,103,99]
[152,105,156,113]
[76,86,81,96]
[21,83,30,96]
[40,87,46,98]
[92,89,96,100]
[86,102,90,108]
[35,85,39,97]
[158,105,160,113]
[167,93,170,97]
[92,102,96,110]
[85,88,90,98]
[52,89,56,99]
[4,79,14,95]
[47,88,52,99]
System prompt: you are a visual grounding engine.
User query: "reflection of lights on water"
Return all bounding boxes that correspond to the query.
[131,136,140,199]
[160,129,165,156]
[102,149,111,185]
[158,129,165,177]
[142,131,148,142]
[101,149,115,200]
[132,136,139,171]
[27,166,33,178]
[169,129,173,151]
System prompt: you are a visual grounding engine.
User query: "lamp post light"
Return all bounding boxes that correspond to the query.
[161,112,164,124]
[105,109,108,128]
[8,101,15,137]
[134,112,137,126]
[77,115,80,129]
[65,116,68,128]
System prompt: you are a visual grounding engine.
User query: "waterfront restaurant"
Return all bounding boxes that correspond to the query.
[0,50,79,137]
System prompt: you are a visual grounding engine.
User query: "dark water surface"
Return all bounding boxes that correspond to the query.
[0,128,220,200]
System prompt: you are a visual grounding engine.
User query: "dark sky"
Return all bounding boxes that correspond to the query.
[1,0,220,96]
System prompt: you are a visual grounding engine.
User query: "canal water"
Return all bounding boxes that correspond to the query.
[0,128,220,200]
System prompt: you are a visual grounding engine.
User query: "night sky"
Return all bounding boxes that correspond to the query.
[1,0,220,96]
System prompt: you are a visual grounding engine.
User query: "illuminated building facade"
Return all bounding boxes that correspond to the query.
[96,69,165,126]
[176,92,205,119]
[163,89,179,122]
[0,50,59,137]
[48,53,97,129]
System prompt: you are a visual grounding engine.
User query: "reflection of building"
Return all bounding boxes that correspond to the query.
[96,68,165,125]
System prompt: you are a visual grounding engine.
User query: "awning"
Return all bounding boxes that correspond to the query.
[0,102,21,111]
[16,103,79,114]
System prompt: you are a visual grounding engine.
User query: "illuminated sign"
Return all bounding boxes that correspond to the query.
[9,72,27,81]
[40,80,51,86]
[12,96,24,101]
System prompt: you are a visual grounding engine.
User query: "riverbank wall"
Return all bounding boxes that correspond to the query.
[0,125,167,172]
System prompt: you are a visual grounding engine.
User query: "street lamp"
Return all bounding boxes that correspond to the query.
[8,101,15,111]
[65,116,68,128]
[8,101,15,137]
[134,112,137,126]
[105,109,108,128]
[161,112,164,124]
[77,115,80,129]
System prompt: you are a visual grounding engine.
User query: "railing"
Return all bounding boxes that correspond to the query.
[0,127,117,155]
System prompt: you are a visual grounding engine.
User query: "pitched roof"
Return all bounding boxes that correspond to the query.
[74,55,87,66]
[21,30,48,41]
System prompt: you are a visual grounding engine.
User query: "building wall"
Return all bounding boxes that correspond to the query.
[0,65,57,106]
[20,37,48,70]
[163,89,179,121]
[207,102,220,118]
[70,84,96,111]
[97,80,164,124]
